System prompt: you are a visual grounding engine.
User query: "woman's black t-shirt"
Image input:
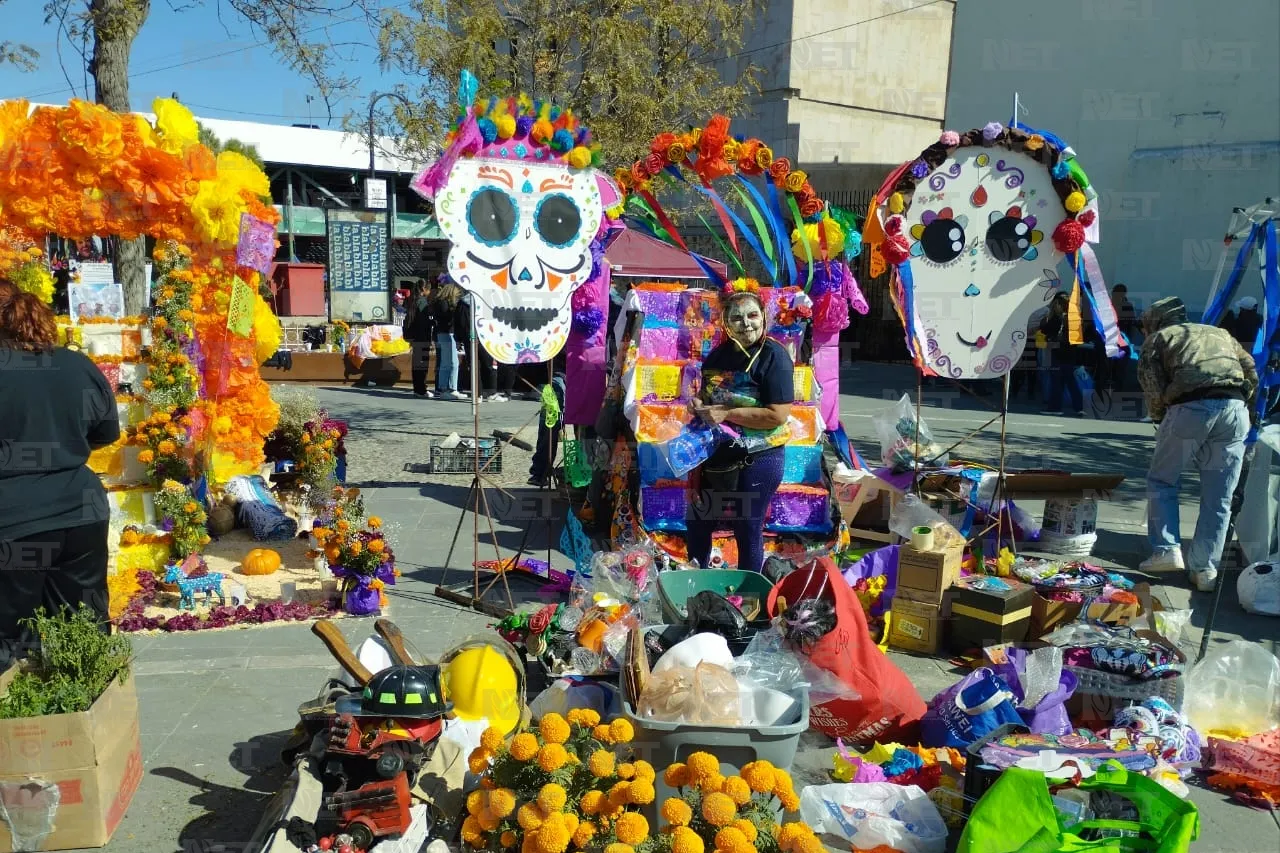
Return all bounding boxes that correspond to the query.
[699,337,795,464]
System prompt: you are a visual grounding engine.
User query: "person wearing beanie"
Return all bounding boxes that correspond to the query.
[1137,296,1258,590]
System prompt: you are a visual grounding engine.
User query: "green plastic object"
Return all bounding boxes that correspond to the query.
[958,762,1198,853]
[656,569,776,623]
[562,438,591,488]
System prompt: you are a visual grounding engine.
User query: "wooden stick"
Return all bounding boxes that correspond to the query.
[311,619,375,685]
[374,619,416,666]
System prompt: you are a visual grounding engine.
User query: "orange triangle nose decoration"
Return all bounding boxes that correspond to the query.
[546,273,563,291]
[491,268,509,289]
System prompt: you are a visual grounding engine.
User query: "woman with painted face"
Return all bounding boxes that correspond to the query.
[687,291,795,573]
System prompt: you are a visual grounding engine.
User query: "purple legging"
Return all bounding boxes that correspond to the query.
[686,447,785,573]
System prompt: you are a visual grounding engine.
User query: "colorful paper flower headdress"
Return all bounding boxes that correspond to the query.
[412,71,603,200]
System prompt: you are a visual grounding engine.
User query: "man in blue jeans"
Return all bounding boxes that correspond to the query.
[1137,297,1258,590]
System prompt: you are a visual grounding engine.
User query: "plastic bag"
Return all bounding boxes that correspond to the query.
[888,494,965,549]
[685,591,749,643]
[874,393,949,472]
[920,668,1024,748]
[1184,640,1280,739]
[658,420,723,477]
[734,626,861,705]
[636,661,741,725]
[799,782,947,853]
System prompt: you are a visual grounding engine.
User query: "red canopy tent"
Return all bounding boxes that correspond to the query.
[603,228,729,279]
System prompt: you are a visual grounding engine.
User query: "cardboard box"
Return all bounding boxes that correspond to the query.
[948,577,1034,653]
[1028,583,1163,639]
[897,544,964,604]
[888,598,946,655]
[0,668,143,851]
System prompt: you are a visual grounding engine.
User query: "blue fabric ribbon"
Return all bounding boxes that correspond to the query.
[1074,255,1112,352]
[1203,223,1261,326]
[735,174,790,280]
[897,262,920,363]
[765,180,799,287]
[1010,119,1071,153]
[666,167,775,283]
[1253,220,1279,437]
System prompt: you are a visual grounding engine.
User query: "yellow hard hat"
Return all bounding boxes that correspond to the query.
[442,644,522,735]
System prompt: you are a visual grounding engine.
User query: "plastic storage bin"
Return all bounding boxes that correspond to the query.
[621,683,809,821]
[430,439,502,474]
[657,570,776,623]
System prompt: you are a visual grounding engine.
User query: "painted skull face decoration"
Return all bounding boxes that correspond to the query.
[898,147,1066,378]
[724,296,765,347]
[435,157,605,363]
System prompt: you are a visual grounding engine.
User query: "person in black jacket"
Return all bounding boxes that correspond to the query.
[430,281,468,399]
[402,279,435,397]
[1040,291,1086,416]
[0,286,121,667]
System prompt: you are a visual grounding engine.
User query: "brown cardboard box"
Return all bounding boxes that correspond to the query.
[888,598,946,654]
[1028,582,1164,639]
[897,544,964,604]
[0,668,143,851]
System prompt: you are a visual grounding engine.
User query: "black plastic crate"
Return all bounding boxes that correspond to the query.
[430,440,503,474]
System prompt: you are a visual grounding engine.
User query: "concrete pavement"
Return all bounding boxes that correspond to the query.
[79,364,1279,852]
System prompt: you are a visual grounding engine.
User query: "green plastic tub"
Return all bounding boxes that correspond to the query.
[657,569,777,623]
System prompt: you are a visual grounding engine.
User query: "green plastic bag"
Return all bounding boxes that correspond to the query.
[958,762,1198,853]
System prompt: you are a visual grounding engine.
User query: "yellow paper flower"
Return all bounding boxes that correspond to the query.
[723,776,752,806]
[191,180,244,246]
[609,719,634,744]
[216,150,270,199]
[537,743,569,772]
[153,98,199,152]
[589,749,616,778]
[540,713,571,745]
[664,763,689,788]
[702,792,737,827]
[626,779,655,805]
[538,783,568,814]
[1065,191,1087,213]
[671,826,705,853]
[614,813,648,845]
[510,732,539,761]
[661,797,693,826]
[567,146,592,169]
[783,169,808,193]
[489,788,517,819]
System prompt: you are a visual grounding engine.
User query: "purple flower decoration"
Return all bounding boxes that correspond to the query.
[909,160,929,179]
[515,115,535,138]
[572,306,604,339]
[982,122,1004,142]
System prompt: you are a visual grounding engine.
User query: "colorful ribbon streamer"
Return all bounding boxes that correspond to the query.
[1203,222,1262,326]
[1077,243,1125,357]
[786,194,815,289]
[764,180,799,287]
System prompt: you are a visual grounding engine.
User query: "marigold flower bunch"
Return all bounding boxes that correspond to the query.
[151,479,210,558]
[308,504,395,609]
[127,409,193,482]
[654,754,816,853]
[463,711,657,853]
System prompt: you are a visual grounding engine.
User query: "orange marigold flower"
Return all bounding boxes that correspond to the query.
[661,797,693,826]
[702,792,737,827]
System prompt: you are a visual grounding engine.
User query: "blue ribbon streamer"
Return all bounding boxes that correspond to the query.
[765,181,799,287]
[1253,219,1279,438]
[1010,119,1071,153]
[666,167,775,282]
[734,174,789,281]
[897,262,920,362]
[1074,254,1114,355]
[1203,223,1261,326]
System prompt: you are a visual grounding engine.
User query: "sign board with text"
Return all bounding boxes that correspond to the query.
[326,209,389,323]
[364,178,388,210]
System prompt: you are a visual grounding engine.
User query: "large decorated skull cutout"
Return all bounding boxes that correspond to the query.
[895,147,1066,378]
[435,157,606,363]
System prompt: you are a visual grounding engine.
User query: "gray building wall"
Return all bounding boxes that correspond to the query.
[945,0,1280,315]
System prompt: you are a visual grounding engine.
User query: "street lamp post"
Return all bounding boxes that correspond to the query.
[367,91,412,320]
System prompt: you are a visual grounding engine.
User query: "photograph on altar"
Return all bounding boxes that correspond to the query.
[68,280,125,324]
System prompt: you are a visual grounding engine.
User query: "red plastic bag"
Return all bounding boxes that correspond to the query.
[767,557,925,744]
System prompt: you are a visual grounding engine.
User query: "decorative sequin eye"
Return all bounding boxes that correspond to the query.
[909,207,969,265]
[984,206,1043,263]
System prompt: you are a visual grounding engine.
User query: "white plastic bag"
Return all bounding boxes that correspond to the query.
[799,783,947,853]
[734,626,860,705]
[874,393,949,472]
[888,493,964,550]
[1184,639,1280,739]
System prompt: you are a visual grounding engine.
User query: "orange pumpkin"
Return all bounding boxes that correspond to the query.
[241,548,282,576]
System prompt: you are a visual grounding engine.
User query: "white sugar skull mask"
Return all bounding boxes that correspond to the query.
[897,147,1067,378]
[435,157,607,363]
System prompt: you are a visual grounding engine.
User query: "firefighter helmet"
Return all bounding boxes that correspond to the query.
[335,665,451,720]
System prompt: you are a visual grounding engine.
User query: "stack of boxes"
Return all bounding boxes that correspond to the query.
[628,284,831,538]
[887,542,962,654]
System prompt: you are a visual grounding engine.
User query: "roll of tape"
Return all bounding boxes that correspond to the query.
[911,525,935,551]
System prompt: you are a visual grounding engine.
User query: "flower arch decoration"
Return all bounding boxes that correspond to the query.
[0,97,283,549]
[865,121,1128,379]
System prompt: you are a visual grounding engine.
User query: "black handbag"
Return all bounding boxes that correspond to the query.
[700,442,751,493]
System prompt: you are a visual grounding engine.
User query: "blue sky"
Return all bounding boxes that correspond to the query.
[0,0,418,127]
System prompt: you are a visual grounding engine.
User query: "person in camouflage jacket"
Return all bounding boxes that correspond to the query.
[1137,296,1256,590]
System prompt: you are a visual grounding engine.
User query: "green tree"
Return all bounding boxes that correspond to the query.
[38,0,377,312]
[0,0,39,70]
[198,122,266,170]
[377,0,766,165]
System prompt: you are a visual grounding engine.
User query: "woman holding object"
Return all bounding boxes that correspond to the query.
[687,290,794,573]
